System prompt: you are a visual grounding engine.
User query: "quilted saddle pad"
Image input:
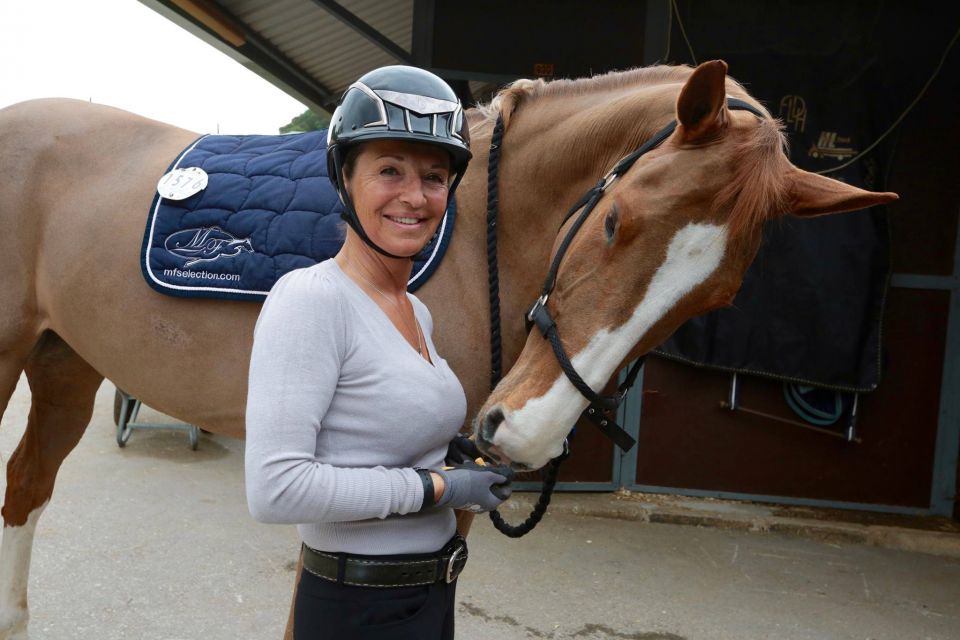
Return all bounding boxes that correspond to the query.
[140,130,456,301]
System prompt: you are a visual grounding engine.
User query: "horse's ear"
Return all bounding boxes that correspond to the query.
[785,167,899,217]
[494,78,546,129]
[676,60,729,142]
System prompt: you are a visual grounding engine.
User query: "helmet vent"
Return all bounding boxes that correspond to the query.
[375,90,459,116]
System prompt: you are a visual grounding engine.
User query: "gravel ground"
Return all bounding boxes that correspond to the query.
[2,376,959,640]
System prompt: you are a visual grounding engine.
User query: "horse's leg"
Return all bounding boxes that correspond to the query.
[0,348,32,430]
[0,331,42,640]
[0,332,103,640]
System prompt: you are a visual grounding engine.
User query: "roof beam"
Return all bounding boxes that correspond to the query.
[311,0,413,65]
[411,0,434,67]
[169,0,246,46]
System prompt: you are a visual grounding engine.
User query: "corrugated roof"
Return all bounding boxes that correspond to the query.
[227,0,411,97]
[138,0,636,112]
[139,0,418,112]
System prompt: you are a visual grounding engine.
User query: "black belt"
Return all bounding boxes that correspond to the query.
[301,535,468,588]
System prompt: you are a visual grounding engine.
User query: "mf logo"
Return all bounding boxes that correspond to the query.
[165,226,254,268]
[779,95,807,134]
[808,131,857,161]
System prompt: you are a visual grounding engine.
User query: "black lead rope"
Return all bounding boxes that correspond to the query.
[485,116,505,391]
[484,114,628,537]
[485,115,558,538]
[488,449,568,538]
[483,115,646,536]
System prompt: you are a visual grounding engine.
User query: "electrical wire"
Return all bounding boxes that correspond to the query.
[659,4,956,179]
[662,0,672,63]
[671,0,698,65]
[816,23,960,175]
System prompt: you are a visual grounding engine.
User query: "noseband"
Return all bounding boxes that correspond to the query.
[484,97,765,536]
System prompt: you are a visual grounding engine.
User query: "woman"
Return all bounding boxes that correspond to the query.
[244,65,514,640]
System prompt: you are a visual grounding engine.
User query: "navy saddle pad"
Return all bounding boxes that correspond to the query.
[140,130,456,301]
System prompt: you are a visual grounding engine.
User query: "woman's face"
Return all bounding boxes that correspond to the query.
[344,139,451,258]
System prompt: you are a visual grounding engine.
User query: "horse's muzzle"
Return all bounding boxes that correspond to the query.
[475,407,538,471]
[475,406,510,461]
[477,406,504,443]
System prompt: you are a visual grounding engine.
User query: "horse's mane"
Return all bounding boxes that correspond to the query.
[474,65,695,123]
[716,117,791,240]
[473,64,790,239]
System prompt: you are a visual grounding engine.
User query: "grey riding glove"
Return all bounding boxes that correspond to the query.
[435,461,514,513]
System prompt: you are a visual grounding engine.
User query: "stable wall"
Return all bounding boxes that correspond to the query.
[535,2,960,518]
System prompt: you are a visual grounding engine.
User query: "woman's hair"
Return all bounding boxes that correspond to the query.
[340,143,454,183]
[341,146,361,180]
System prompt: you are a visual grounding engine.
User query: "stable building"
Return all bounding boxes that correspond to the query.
[140,0,960,519]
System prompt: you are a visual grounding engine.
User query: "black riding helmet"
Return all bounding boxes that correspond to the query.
[327,65,472,259]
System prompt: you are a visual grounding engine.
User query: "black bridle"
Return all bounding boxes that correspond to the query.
[486,97,766,537]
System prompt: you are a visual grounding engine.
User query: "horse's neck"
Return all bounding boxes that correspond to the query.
[499,83,676,233]
[430,81,678,417]
[487,83,677,367]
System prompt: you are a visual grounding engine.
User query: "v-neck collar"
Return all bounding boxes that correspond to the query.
[329,260,437,368]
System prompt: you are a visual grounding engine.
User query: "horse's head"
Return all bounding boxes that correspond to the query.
[474,60,898,470]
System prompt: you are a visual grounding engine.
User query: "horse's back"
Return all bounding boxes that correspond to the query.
[0,99,198,230]
[0,99,198,308]
[0,97,194,136]
[0,99,255,431]
[1,100,199,352]
[0,98,198,187]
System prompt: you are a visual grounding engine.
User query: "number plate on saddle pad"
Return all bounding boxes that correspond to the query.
[157,167,208,200]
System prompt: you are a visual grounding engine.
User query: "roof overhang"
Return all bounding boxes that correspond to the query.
[138,0,667,112]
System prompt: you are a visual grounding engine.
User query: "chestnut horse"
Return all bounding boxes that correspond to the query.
[0,61,895,638]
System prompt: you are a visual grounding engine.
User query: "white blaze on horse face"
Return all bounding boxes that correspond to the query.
[0,502,47,639]
[492,223,729,468]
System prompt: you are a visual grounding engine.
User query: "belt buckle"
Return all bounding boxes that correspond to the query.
[444,540,467,584]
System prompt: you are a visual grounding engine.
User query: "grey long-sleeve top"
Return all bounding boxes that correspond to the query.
[244,259,467,555]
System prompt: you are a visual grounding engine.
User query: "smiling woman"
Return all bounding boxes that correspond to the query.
[343,140,451,261]
[243,65,514,640]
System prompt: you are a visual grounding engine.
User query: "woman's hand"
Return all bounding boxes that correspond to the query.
[433,461,514,513]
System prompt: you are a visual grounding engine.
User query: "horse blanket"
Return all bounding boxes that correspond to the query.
[140,130,455,301]
[655,21,893,394]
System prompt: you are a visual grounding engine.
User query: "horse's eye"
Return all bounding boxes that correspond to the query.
[604,206,619,243]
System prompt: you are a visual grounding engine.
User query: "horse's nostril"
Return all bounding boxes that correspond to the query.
[480,407,505,443]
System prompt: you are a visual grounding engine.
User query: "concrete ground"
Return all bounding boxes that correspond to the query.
[2,376,959,640]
